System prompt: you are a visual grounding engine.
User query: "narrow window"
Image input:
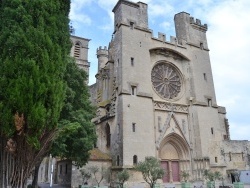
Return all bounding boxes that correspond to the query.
[117,155,120,166]
[229,152,232,161]
[131,86,136,95]
[182,119,186,133]
[211,127,214,135]
[208,99,211,106]
[131,57,134,66]
[65,164,68,174]
[118,124,120,135]
[242,152,244,161]
[133,155,138,165]
[200,42,204,50]
[215,157,218,163]
[74,42,81,58]
[132,123,136,132]
[106,124,111,147]
[158,116,162,132]
[130,22,134,29]
[203,73,207,81]
[60,165,62,174]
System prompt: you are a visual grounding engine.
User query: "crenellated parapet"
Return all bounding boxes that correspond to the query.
[96,46,108,57]
[189,16,208,32]
[174,12,209,49]
[96,46,108,71]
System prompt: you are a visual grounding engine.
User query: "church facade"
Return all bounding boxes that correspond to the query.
[83,0,250,186]
[37,0,250,187]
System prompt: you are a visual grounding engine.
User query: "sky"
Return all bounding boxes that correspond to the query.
[69,0,250,141]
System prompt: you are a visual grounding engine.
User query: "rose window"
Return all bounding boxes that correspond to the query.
[151,63,182,99]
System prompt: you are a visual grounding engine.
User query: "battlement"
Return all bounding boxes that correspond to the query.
[190,16,208,31]
[174,12,208,47]
[151,32,185,47]
[96,46,108,57]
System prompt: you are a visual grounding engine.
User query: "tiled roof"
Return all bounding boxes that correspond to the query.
[89,148,112,161]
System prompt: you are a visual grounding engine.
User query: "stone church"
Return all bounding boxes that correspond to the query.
[38,0,250,187]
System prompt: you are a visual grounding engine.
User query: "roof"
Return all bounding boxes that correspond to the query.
[89,148,112,161]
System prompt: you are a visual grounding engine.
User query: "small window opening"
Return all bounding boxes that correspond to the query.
[131,57,134,66]
[130,22,134,29]
[131,86,136,95]
[132,123,136,132]
[118,124,120,135]
[242,152,244,161]
[203,73,207,81]
[215,157,218,163]
[133,155,138,165]
[229,152,232,161]
[211,127,214,135]
[106,124,111,147]
[200,42,204,50]
[116,155,120,166]
[208,99,211,106]
[140,42,141,47]
[60,165,62,174]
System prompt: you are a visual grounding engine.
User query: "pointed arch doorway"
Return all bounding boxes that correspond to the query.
[159,133,190,183]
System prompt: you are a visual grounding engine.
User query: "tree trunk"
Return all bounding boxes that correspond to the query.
[32,162,41,188]
[0,129,56,187]
[0,134,7,188]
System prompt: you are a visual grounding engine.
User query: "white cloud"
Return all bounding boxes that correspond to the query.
[230,122,250,140]
[70,0,93,26]
[159,21,171,30]
[205,0,250,140]
[149,3,174,17]
[97,0,117,11]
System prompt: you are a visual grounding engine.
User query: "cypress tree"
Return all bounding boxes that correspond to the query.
[0,0,71,187]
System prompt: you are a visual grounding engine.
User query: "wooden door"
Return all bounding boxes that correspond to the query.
[161,161,169,182]
[171,161,180,182]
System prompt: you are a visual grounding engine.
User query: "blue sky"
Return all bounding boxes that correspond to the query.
[70,0,250,141]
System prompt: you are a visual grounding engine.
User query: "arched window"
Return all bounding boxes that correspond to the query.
[74,42,81,58]
[133,155,138,165]
[106,124,111,147]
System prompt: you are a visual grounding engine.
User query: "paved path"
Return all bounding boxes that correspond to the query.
[38,182,71,188]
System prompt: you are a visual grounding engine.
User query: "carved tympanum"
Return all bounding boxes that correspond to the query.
[151,63,181,99]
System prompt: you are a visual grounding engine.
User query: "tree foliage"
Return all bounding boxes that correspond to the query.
[51,58,97,167]
[180,171,190,182]
[82,165,110,187]
[203,169,222,181]
[117,169,130,188]
[135,156,164,188]
[0,0,71,187]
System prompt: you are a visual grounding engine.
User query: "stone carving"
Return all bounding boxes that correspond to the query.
[156,112,173,149]
[109,78,117,117]
[154,49,183,60]
[154,101,188,113]
[151,63,181,99]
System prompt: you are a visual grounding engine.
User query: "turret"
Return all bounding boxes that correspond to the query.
[97,46,108,71]
[112,0,148,33]
[174,12,208,49]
